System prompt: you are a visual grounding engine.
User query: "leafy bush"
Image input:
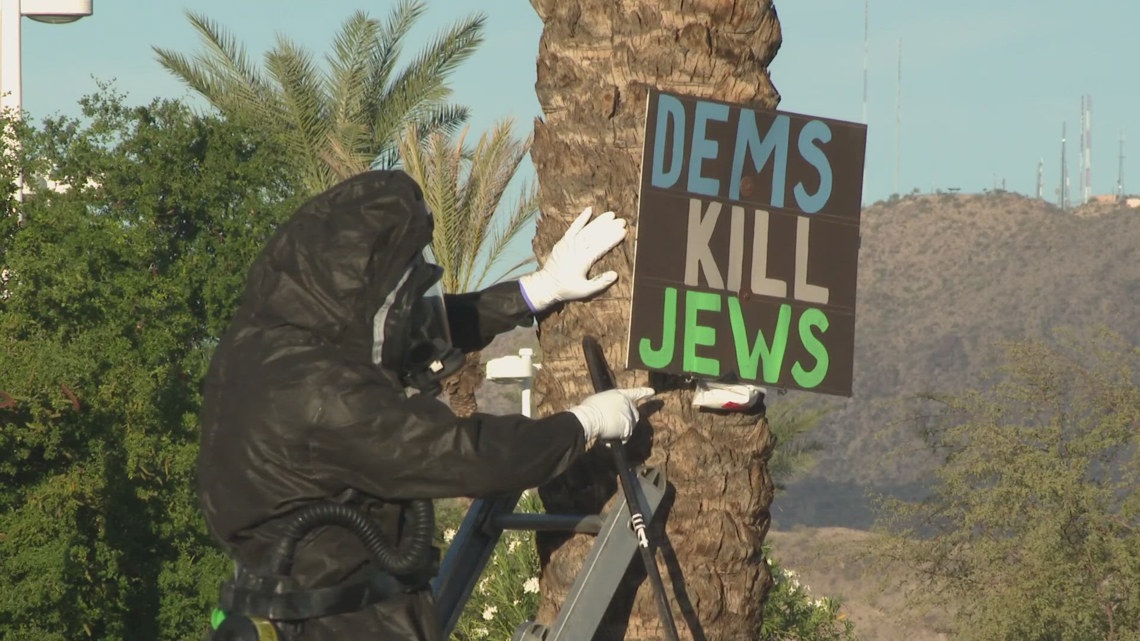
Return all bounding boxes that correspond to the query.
[438,492,544,640]
[761,547,857,641]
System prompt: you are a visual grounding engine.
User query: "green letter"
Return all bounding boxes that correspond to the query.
[639,287,677,368]
[683,290,721,377]
[728,298,791,384]
[791,308,830,388]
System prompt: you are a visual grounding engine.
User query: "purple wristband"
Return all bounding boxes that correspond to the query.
[519,280,541,313]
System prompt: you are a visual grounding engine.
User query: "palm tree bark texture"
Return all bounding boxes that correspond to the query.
[527,2,783,640]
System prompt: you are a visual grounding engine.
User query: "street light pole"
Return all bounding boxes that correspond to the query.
[0,0,92,206]
[0,0,24,117]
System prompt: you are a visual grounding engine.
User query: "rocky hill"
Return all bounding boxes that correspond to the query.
[777,191,1140,526]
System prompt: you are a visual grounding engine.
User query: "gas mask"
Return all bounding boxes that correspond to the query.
[372,246,465,396]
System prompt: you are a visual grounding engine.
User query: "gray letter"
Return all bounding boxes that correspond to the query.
[794,216,829,304]
[685,198,724,290]
[749,209,787,298]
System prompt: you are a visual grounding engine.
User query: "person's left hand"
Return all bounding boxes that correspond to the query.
[519,206,628,312]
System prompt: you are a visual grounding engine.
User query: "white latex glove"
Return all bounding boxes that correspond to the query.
[519,206,628,312]
[566,387,656,445]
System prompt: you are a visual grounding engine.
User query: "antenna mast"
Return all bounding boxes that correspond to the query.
[1083,95,1092,203]
[862,0,869,125]
[1076,98,1085,201]
[894,38,901,196]
[1060,122,1069,210]
[1036,158,1044,199]
[1118,131,1126,201]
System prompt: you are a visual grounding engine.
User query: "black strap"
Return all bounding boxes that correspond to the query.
[219,567,406,622]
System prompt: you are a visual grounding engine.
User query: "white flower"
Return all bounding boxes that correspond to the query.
[523,577,540,594]
[443,528,457,543]
[482,605,498,621]
[508,539,519,553]
[472,625,489,638]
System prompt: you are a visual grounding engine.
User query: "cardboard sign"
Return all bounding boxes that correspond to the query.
[624,88,867,397]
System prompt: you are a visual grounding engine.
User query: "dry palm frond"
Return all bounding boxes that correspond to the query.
[397,119,537,294]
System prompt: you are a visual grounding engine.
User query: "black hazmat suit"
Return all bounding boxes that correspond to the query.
[197,170,587,640]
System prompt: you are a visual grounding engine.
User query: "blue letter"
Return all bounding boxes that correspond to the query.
[793,119,833,214]
[686,100,731,197]
[730,112,790,208]
[651,94,686,189]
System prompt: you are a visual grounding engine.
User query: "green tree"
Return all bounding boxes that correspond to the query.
[153,0,485,195]
[767,399,831,492]
[0,87,302,641]
[397,119,538,416]
[874,327,1140,641]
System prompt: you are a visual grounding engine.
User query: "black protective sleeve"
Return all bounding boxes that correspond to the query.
[444,280,534,353]
[289,362,587,500]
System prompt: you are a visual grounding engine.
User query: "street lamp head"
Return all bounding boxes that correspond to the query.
[22,0,92,24]
[25,15,80,23]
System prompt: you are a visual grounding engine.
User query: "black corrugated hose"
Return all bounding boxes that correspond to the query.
[268,499,435,577]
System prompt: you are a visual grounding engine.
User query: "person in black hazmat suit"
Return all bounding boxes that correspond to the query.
[197,169,655,640]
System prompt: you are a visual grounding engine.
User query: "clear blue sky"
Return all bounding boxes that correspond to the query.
[21,0,1139,211]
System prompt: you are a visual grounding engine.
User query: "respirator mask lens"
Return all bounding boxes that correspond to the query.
[397,247,463,392]
[413,247,452,348]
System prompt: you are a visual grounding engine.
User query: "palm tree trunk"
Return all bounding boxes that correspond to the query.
[442,351,485,417]
[528,1,783,639]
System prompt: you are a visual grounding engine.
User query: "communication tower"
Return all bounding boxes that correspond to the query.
[1036,158,1044,199]
[1118,131,1126,201]
[1082,95,1092,203]
[894,38,901,195]
[862,0,869,125]
[1060,122,1069,210]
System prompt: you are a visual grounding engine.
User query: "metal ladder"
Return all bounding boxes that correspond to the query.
[431,467,667,640]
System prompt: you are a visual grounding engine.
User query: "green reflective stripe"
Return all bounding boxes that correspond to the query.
[210,608,226,630]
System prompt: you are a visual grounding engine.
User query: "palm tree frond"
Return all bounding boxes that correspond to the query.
[396,118,536,293]
[265,35,334,192]
[368,13,484,150]
[369,0,428,93]
[371,104,468,170]
[469,178,539,291]
[459,119,532,287]
[156,6,485,194]
[154,11,275,118]
[386,13,485,101]
[325,11,380,128]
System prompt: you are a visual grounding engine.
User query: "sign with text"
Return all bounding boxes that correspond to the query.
[624,88,867,397]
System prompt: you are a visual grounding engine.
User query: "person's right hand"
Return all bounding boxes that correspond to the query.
[566,387,656,444]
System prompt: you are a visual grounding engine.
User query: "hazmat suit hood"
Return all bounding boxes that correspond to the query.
[234,169,457,389]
